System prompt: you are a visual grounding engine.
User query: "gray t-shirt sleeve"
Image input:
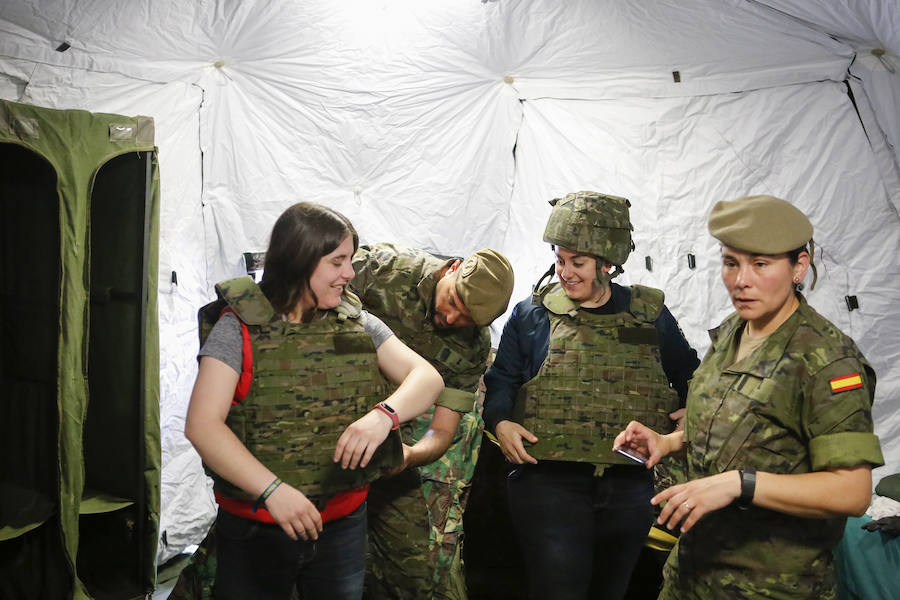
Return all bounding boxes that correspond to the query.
[198,310,393,376]
[361,310,394,349]
[198,311,242,374]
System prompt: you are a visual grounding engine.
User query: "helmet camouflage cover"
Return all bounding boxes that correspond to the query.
[543,191,634,267]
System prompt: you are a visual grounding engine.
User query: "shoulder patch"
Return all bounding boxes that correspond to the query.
[830,373,863,393]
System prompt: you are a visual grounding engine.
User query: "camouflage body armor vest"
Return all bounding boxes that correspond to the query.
[198,276,402,506]
[515,283,679,468]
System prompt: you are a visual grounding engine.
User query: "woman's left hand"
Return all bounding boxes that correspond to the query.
[334,409,393,470]
[653,470,740,533]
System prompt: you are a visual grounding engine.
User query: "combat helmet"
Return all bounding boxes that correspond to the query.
[543,191,634,271]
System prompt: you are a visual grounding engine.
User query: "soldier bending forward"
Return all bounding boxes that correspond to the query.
[352,243,514,600]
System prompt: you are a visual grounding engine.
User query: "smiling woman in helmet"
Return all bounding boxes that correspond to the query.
[481,191,700,600]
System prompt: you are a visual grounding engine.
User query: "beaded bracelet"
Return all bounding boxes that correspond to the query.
[252,477,283,513]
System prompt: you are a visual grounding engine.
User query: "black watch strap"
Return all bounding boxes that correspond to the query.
[737,467,757,509]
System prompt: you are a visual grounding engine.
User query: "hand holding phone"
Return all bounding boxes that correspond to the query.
[614,446,647,465]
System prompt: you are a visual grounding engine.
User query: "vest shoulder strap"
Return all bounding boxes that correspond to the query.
[216,276,276,325]
[541,283,579,316]
[628,284,665,323]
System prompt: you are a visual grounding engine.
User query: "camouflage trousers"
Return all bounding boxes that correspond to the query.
[166,526,216,600]
[365,409,483,600]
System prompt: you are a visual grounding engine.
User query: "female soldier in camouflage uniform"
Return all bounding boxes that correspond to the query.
[615,195,884,599]
[482,191,699,600]
[184,202,443,599]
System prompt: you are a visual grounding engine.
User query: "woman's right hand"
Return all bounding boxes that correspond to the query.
[613,420,669,468]
[263,483,323,541]
[495,420,539,464]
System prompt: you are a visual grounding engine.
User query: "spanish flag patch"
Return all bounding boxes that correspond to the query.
[830,373,863,393]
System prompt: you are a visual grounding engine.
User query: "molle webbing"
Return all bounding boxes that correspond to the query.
[517,284,678,467]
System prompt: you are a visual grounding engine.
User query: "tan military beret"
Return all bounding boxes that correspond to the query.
[708,195,813,254]
[455,249,515,326]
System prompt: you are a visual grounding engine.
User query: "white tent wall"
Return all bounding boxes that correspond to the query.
[506,81,900,498]
[753,0,900,214]
[1,0,898,565]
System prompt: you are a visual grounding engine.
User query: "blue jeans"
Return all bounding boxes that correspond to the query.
[213,503,367,600]
[507,462,654,600]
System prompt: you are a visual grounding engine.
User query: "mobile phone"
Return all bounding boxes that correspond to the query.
[614,447,647,465]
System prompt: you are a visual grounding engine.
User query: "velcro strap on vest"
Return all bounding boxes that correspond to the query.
[619,326,661,346]
[435,387,477,413]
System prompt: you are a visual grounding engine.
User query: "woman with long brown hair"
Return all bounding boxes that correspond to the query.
[185,202,443,599]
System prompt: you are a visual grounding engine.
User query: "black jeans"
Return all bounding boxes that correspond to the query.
[507,462,654,600]
[214,502,368,600]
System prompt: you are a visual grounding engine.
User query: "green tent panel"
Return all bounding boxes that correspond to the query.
[0,99,160,600]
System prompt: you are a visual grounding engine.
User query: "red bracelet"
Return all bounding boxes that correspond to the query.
[373,401,399,430]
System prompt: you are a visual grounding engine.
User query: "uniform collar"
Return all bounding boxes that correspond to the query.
[709,293,809,378]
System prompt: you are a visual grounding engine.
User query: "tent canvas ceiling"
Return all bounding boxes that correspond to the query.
[1,0,898,564]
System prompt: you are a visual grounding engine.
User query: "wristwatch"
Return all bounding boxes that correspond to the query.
[373,401,399,430]
[737,467,757,509]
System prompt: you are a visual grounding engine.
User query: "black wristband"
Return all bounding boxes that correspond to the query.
[252,477,282,513]
[737,468,756,510]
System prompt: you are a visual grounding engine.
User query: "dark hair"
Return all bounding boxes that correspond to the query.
[786,245,807,265]
[259,202,358,316]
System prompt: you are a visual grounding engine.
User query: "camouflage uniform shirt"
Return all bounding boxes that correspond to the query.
[662,295,885,600]
[351,243,491,600]
[351,243,491,396]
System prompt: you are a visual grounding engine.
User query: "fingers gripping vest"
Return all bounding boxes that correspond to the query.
[202,276,402,505]
[515,284,679,467]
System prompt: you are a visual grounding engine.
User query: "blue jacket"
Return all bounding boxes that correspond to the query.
[482,282,701,434]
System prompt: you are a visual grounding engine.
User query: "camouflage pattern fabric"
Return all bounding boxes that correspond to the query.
[351,243,490,395]
[542,191,633,267]
[365,469,433,599]
[661,295,884,599]
[167,528,216,600]
[352,244,490,599]
[515,283,679,471]
[169,277,403,600]
[420,408,482,599]
[212,276,402,505]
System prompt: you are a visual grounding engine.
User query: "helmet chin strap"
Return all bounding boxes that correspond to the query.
[595,263,622,288]
[531,263,558,305]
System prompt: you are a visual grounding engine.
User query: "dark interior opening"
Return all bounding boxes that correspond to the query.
[80,150,151,599]
[0,142,70,599]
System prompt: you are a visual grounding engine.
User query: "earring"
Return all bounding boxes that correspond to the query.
[793,277,800,283]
